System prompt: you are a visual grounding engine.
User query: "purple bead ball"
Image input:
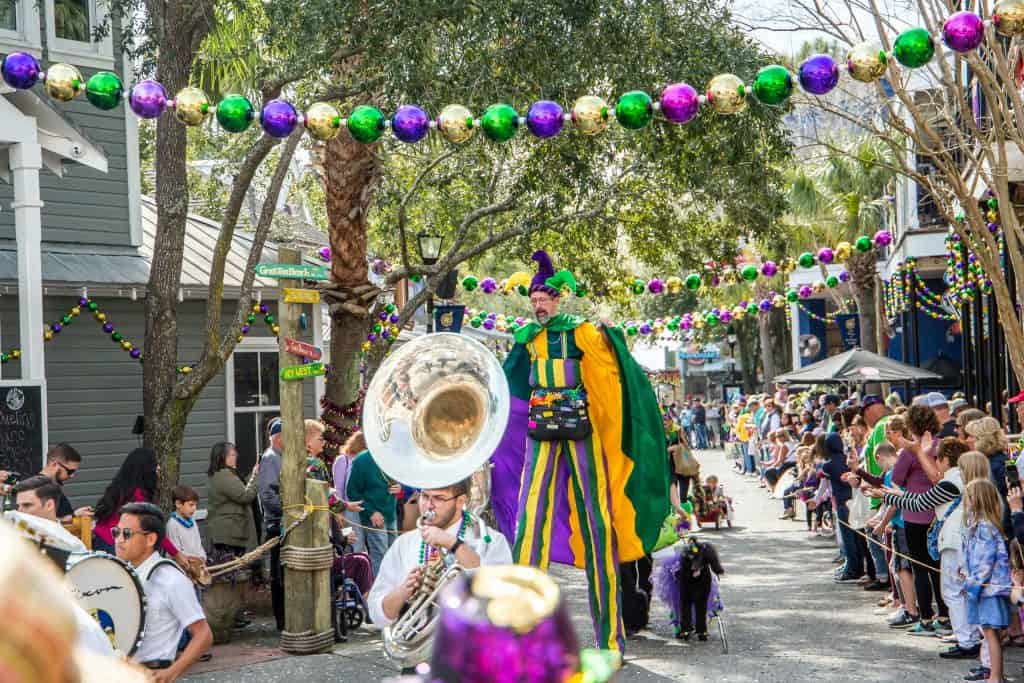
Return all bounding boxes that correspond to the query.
[102,322,114,333]
[129,80,168,119]
[817,247,835,264]
[680,319,692,330]
[660,83,699,124]
[391,105,430,144]
[798,54,840,95]
[648,278,664,294]
[482,318,495,330]
[480,277,497,294]
[839,271,850,282]
[130,348,141,359]
[241,324,250,334]
[368,333,377,342]
[260,99,298,138]
[799,285,813,298]
[739,300,749,308]
[78,297,89,306]
[51,322,62,333]
[943,11,985,53]
[720,310,733,324]
[988,222,1000,233]
[318,246,331,262]
[389,314,399,324]
[2,52,41,89]
[874,229,893,247]
[526,100,564,138]
[760,261,778,278]
[379,311,388,321]
[259,303,269,314]
[759,299,772,312]
[381,329,390,339]
[639,323,652,335]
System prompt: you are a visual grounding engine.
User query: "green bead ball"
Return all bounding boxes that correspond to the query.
[798,252,815,268]
[480,103,519,142]
[746,302,759,315]
[684,273,702,291]
[85,71,123,110]
[615,90,653,129]
[626,325,638,336]
[87,301,98,311]
[892,28,935,68]
[347,105,385,144]
[987,197,999,209]
[373,323,383,333]
[62,314,72,325]
[631,279,646,295]
[264,314,275,325]
[786,288,799,303]
[855,235,873,252]
[705,312,719,327]
[410,274,423,283]
[462,275,479,291]
[752,65,793,106]
[470,317,482,328]
[576,284,587,297]
[247,314,255,323]
[667,321,679,331]
[740,264,759,282]
[385,303,396,313]
[112,332,123,342]
[826,275,840,288]
[216,94,255,133]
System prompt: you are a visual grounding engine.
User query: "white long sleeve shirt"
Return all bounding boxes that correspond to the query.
[367,519,512,627]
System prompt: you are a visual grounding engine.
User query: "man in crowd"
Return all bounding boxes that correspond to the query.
[258,417,285,631]
[116,502,212,682]
[347,446,400,576]
[919,392,956,437]
[368,478,511,672]
[691,397,708,449]
[821,394,841,433]
[0,443,92,522]
[12,474,63,521]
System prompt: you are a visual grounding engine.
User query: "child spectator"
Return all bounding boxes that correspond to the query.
[962,478,1012,683]
[167,485,206,565]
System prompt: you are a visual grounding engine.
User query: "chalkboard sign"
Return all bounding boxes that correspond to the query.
[0,384,44,478]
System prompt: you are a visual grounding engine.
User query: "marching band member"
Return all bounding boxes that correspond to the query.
[368,477,511,670]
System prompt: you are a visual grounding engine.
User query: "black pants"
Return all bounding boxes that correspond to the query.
[268,526,286,630]
[673,474,693,502]
[620,555,654,633]
[679,569,712,635]
[904,521,947,620]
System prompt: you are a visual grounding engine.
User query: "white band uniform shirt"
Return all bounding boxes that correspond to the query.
[131,552,206,664]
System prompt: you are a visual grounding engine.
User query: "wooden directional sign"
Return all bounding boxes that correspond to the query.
[255,263,329,281]
[284,337,322,361]
[282,287,321,304]
[280,361,326,381]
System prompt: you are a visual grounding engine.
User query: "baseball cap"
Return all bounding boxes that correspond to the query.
[823,393,840,407]
[1010,390,1024,405]
[268,417,283,436]
[860,394,884,414]
[949,398,967,414]
[924,391,948,409]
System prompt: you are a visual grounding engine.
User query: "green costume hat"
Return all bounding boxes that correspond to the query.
[529,250,577,297]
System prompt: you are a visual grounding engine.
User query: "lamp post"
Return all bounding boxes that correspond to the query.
[727,330,739,386]
[417,232,444,333]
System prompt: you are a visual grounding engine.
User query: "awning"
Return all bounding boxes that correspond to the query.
[774,347,942,384]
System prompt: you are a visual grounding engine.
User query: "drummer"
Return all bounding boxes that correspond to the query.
[115,502,212,682]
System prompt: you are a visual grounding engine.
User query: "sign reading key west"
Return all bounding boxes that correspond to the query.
[255,263,329,281]
[280,361,326,381]
[284,338,322,361]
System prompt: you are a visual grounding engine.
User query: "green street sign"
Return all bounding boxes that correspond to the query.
[280,362,326,381]
[255,263,329,281]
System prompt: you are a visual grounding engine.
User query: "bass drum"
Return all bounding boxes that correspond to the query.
[65,552,146,656]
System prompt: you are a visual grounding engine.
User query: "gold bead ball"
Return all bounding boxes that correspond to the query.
[44,330,53,341]
[304,102,341,141]
[693,317,705,329]
[722,267,738,285]
[987,209,998,222]
[173,87,211,126]
[846,41,888,83]
[121,340,132,350]
[834,241,853,261]
[390,325,400,336]
[732,306,745,319]
[10,349,19,359]
[772,294,786,307]
[44,63,84,102]
[252,304,261,313]
[96,312,106,323]
[706,74,748,114]
[572,95,610,136]
[180,365,192,374]
[812,280,826,293]
[995,0,1024,36]
[237,335,244,343]
[272,324,280,335]
[782,259,796,274]
[361,341,372,353]
[71,306,81,316]
[437,104,476,144]
[665,276,683,294]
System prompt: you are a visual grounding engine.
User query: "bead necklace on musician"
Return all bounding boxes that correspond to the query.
[368,477,511,631]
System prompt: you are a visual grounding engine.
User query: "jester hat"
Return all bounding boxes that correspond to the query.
[529,250,577,297]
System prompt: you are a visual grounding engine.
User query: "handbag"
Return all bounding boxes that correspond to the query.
[526,345,592,442]
[671,445,700,477]
[927,496,960,561]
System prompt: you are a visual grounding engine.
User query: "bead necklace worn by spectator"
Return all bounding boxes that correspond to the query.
[418,509,469,565]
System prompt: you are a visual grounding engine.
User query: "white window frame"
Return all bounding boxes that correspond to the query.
[44,0,113,70]
[0,0,42,57]
[225,337,281,445]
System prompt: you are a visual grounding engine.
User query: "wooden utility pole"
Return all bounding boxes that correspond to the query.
[277,247,333,653]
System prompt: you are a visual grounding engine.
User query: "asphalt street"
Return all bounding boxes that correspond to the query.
[183,448,1016,682]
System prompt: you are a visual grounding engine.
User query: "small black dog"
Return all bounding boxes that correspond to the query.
[675,536,724,640]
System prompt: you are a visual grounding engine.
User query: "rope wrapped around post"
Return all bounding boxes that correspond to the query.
[280,544,335,571]
[280,628,336,654]
[206,510,310,579]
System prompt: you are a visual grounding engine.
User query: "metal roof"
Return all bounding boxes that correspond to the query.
[0,197,322,296]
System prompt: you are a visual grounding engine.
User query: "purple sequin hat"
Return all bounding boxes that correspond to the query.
[529,250,559,296]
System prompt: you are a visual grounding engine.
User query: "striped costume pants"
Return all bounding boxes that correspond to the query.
[512,433,624,652]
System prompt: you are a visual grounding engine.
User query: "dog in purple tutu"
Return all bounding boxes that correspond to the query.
[653,536,724,640]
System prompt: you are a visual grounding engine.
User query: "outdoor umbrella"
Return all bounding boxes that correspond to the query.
[773,348,943,384]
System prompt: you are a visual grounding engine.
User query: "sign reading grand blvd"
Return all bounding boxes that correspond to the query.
[255,263,329,280]
[280,361,326,381]
[284,338,323,361]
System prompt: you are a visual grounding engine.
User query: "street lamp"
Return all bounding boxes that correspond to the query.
[417,232,444,332]
[726,330,739,386]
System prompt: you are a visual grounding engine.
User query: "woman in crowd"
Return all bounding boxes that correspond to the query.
[799,409,817,435]
[956,408,987,441]
[706,402,722,449]
[207,442,260,557]
[93,448,179,557]
[891,404,949,636]
[332,431,369,553]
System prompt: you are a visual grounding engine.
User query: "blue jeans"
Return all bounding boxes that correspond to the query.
[693,424,708,449]
[742,444,756,474]
[365,521,397,577]
[836,501,863,577]
[867,527,889,582]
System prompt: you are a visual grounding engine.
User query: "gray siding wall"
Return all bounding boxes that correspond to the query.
[0,67,132,246]
[0,296,316,508]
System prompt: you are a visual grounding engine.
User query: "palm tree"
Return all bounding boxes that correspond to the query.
[786,135,895,353]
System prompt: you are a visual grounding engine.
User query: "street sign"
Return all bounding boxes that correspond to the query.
[283,287,321,304]
[255,263,329,281]
[280,361,326,381]
[284,338,322,361]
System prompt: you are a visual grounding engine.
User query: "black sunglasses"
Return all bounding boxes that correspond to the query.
[56,461,78,478]
[111,527,148,541]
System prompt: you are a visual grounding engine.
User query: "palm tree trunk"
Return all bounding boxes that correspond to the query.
[320,135,382,446]
[846,250,878,354]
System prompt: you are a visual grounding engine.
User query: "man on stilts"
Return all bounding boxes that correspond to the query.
[491,250,671,654]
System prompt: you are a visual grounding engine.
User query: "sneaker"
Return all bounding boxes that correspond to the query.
[888,611,918,628]
[873,606,894,615]
[833,573,864,583]
[932,623,954,637]
[963,667,990,681]
[939,644,981,659]
[906,621,935,636]
[863,580,890,592]
[857,575,873,585]
[779,510,796,520]
[697,633,708,641]
[940,634,959,643]
[832,553,845,564]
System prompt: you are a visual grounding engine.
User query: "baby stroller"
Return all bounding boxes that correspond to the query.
[693,484,733,529]
[332,532,371,640]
